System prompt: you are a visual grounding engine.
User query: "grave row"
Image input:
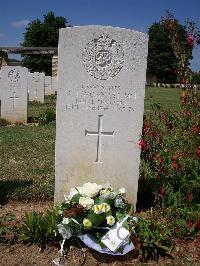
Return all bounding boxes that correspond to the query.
[0,67,57,124]
[1,26,148,208]
[152,83,199,88]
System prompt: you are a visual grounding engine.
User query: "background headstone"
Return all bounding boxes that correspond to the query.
[52,76,58,93]
[45,76,53,95]
[1,66,28,124]
[28,72,45,103]
[52,55,58,77]
[55,26,148,206]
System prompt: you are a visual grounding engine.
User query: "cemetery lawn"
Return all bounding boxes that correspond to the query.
[1,87,200,265]
[0,87,181,202]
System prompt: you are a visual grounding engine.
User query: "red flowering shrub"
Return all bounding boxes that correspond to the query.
[138,88,200,237]
[139,89,200,210]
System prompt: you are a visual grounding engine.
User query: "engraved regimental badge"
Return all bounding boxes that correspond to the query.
[82,33,124,80]
[8,69,20,82]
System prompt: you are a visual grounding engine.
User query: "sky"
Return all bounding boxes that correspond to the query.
[0,0,199,71]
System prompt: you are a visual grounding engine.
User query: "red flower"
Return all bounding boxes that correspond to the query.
[195,221,200,230]
[181,164,185,173]
[138,139,146,150]
[166,121,173,130]
[186,192,193,203]
[187,34,195,47]
[196,147,200,159]
[172,157,178,172]
[159,187,165,198]
[159,157,164,165]
[192,125,200,135]
[187,219,194,228]
[156,175,161,180]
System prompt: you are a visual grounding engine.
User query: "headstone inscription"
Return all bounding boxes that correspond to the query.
[55,26,148,207]
[28,72,45,103]
[1,66,28,124]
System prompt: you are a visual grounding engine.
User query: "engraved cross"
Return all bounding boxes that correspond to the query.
[10,91,19,109]
[85,115,114,163]
[34,88,38,99]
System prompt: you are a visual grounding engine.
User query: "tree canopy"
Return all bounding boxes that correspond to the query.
[22,12,70,75]
[147,12,193,83]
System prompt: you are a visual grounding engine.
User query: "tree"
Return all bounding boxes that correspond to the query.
[147,12,193,83]
[22,12,70,75]
[147,22,179,83]
[192,72,200,85]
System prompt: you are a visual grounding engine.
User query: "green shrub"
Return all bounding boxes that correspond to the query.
[18,209,60,248]
[137,216,173,261]
[38,108,56,125]
[140,88,200,209]
[138,88,200,238]
[0,213,16,235]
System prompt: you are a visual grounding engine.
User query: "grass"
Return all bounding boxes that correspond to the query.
[0,87,181,201]
[144,86,181,113]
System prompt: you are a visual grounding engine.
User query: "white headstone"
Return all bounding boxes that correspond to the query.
[55,26,148,207]
[28,72,45,103]
[45,76,53,95]
[1,66,28,124]
[52,76,58,92]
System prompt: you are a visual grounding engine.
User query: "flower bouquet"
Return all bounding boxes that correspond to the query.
[57,182,137,255]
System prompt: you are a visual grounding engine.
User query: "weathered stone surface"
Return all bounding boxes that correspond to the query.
[55,26,148,207]
[28,72,45,103]
[0,66,28,124]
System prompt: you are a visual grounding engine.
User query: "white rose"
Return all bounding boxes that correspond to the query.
[98,185,103,190]
[82,183,100,197]
[76,186,83,195]
[62,218,70,225]
[119,187,126,195]
[79,196,94,209]
[64,187,78,202]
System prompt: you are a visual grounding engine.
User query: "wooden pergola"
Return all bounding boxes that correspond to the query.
[0,47,58,55]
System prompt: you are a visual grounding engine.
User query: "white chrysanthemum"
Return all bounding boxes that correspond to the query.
[106,215,115,226]
[93,203,111,214]
[79,196,94,209]
[82,182,100,197]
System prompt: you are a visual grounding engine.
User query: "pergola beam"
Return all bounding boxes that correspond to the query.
[0,47,58,55]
